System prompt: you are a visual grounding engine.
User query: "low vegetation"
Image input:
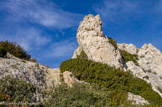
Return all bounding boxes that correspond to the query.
[0,41,31,60]
[120,50,138,65]
[42,83,134,107]
[60,52,162,106]
[0,76,36,103]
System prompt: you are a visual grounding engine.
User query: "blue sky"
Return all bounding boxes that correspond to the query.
[0,0,162,68]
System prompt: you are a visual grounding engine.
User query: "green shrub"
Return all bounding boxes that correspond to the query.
[0,41,31,60]
[0,76,36,102]
[60,58,162,106]
[120,50,138,65]
[108,37,118,50]
[0,47,7,57]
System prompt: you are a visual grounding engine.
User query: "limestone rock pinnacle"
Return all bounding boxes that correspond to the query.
[73,14,124,68]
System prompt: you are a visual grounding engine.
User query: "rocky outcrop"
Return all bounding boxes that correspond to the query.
[137,43,162,97]
[73,14,124,68]
[138,44,162,74]
[118,43,138,54]
[128,92,149,105]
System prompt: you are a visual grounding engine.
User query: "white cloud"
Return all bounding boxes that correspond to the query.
[2,0,83,29]
[45,40,77,57]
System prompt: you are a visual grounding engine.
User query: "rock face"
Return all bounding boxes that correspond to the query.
[138,44,162,75]
[128,92,149,105]
[126,61,148,80]
[73,14,124,68]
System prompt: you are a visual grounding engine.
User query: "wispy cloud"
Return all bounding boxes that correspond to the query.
[45,40,77,58]
[2,0,83,29]
[93,0,162,51]
[94,0,139,22]
[0,0,83,54]
[94,0,159,24]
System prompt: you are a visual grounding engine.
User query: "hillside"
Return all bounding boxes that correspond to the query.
[0,14,162,106]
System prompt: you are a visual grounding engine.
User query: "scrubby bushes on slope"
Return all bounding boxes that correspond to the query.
[60,55,162,106]
[0,76,36,103]
[0,41,31,60]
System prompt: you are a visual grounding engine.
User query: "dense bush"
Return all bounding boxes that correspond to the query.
[0,41,31,60]
[120,50,138,65]
[0,47,7,57]
[60,58,162,106]
[0,76,36,103]
[42,83,134,107]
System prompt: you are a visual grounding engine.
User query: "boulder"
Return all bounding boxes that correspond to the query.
[63,71,80,87]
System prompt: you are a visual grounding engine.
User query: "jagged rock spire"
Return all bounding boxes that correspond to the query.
[73,14,124,69]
